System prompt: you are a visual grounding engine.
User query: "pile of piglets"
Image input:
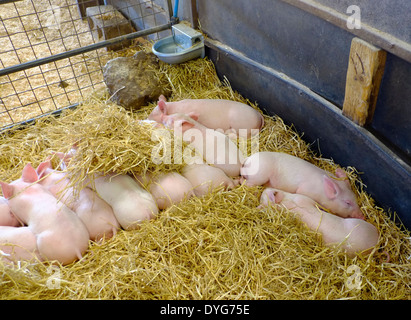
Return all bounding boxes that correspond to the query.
[148,96,378,256]
[0,95,378,265]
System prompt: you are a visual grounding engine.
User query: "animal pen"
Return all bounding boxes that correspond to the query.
[0,0,410,300]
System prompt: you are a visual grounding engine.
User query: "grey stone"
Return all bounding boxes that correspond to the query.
[103,51,171,111]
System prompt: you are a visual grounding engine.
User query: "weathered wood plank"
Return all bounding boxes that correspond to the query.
[343,37,387,126]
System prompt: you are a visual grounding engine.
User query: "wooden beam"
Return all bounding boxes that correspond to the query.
[343,37,387,126]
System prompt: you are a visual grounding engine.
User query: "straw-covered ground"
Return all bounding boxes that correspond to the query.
[0,49,410,299]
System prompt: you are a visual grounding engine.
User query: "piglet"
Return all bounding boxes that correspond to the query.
[138,172,195,210]
[54,151,157,230]
[0,164,90,265]
[260,188,379,257]
[148,95,264,138]
[0,196,21,227]
[241,151,364,219]
[87,173,158,230]
[181,163,238,197]
[161,112,245,177]
[0,226,41,264]
[36,160,120,242]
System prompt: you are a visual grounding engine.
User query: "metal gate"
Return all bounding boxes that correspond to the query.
[0,0,173,130]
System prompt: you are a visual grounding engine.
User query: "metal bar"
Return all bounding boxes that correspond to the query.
[0,103,80,134]
[0,23,171,77]
[166,0,173,20]
[280,0,411,63]
[0,0,23,4]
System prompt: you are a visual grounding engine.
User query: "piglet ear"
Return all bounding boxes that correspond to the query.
[335,168,352,186]
[53,151,74,170]
[335,168,347,179]
[0,181,13,199]
[158,100,167,115]
[158,94,167,102]
[270,189,286,204]
[268,190,276,203]
[323,175,340,200]
[36,160,52,178]
[21,163,39,183]
[53,152,66,170]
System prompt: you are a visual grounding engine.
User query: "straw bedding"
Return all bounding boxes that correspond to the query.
[0,48,410,300]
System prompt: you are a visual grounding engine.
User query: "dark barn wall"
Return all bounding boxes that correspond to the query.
[315,0,411,44]
[195,0,411,228]
[372,54,411,160]
[201,0,352,106]
[197,0,411,163]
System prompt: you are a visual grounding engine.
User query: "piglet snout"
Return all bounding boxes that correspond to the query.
[351,209,366,220]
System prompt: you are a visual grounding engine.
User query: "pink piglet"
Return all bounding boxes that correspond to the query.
[0,226,41,264]
[148,95,264,138]
[260,188,379,257]
[0,196,21,227]
[0,164,90,265]
[36,159,120,242]
[161,112,245,177]
[241,151,364,219]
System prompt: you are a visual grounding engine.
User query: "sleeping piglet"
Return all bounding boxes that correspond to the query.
[35,160,120,242]
[137,172,195,210]
[148,95,264,138]
[241,151,364,219]
[0,196,21,227]
[260,188,379,257]
[161,112,245,177]
[0,226,41,264]
[0,164,90,265]
[181,163,238,197]
[54,150,158,229]
[86,173,158,230]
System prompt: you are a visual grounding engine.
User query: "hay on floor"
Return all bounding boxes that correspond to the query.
[0,50,410,300]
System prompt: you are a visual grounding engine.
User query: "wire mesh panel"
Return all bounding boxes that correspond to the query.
[0,0,171,129]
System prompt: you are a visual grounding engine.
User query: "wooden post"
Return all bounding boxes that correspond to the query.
[190,0,199,29]
[342,37,387,126]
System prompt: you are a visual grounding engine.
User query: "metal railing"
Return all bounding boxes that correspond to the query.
[0,0,172,130]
